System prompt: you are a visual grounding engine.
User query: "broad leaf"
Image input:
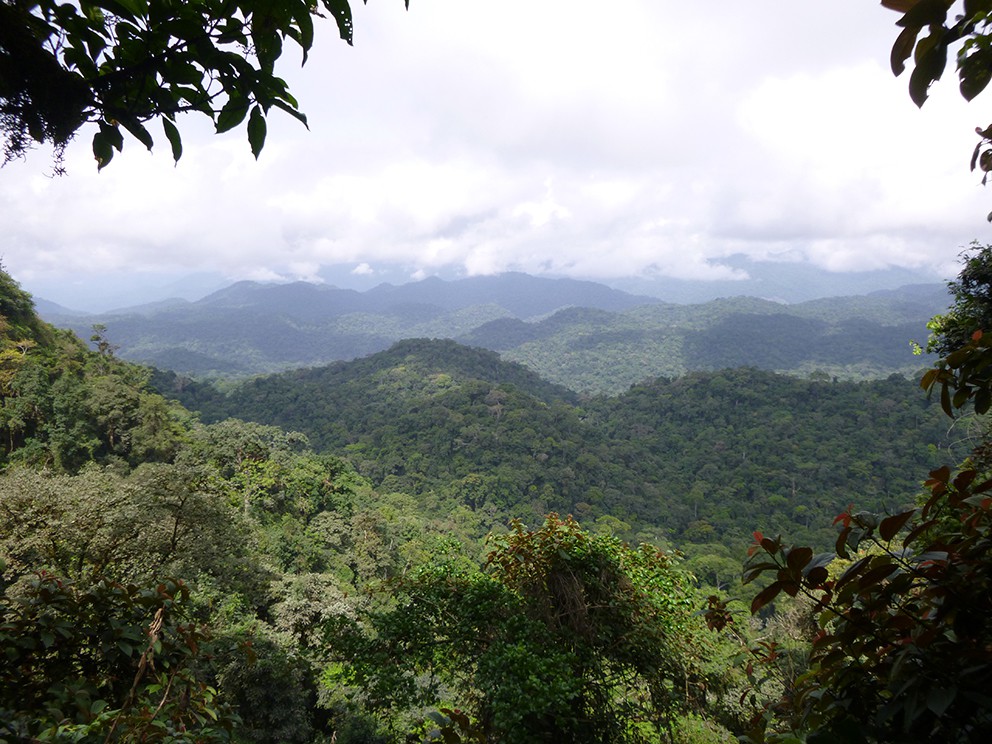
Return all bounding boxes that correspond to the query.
[216,96,250,133]
[878,510,915,542]
[247,105,267,159]
[162,118,182,162]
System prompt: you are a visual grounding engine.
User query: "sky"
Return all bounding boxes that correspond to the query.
[3,0,992,311]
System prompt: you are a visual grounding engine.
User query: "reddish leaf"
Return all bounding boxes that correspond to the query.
[786,546,813,572]
[750,582,783,614]
[971,477,992,494]
[857,562,900,591]
[836,525,854,559]
[805,566,829,587]
[928,465,951,484]
[953,468,978,492]
[879,510,916,542]
[904,518,938,546]
[780,580,801,598]
[834,506,854,527]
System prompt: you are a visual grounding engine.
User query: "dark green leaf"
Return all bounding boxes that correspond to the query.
[216,96,250,133]
[90,699,109,714]
[926,686,956,716]
[120,118,154,151]
[964,0,992,18]
[162,118,182,162]
[92,133,111,168]
[896,0,949,29]
[89,0,148,20]
[911,550,948,564]
[940,380,952,416]
[976,385,992,413]
[891,25,920,76]
[322,0,355,44]
[294,2,315,61]
[271,99,309,129]
[248,105,267,159]
[960,53,992,101]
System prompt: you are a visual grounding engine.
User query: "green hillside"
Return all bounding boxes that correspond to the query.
[40,276,948,392]
[159,339,953,551]
[4,265,986,743]
[488,290,944,393]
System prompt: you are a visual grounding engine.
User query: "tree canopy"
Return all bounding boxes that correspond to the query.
[331,514,713,743]
[0,0,407,170]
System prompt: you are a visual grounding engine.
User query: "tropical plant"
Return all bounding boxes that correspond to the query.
[330,514,719,743]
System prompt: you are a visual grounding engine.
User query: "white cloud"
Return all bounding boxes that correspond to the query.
[1,0,990,307]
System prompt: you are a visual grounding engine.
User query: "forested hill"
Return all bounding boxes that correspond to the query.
[160,339,954,550]
[41,274,948,392]
[0,267,977,741]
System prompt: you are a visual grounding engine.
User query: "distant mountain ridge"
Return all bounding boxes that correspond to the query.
[36,272,951,393]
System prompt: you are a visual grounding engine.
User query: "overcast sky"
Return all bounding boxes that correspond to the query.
[3,0,991,310]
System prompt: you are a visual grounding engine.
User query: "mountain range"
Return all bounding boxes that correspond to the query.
[37,272,952,394]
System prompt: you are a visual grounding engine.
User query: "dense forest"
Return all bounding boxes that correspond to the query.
[153,339,953,551]
[2,262,991,742]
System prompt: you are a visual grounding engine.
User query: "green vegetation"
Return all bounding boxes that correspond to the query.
[0,0,391,167]
[156,340,952,551]
[333,514,717,743]
[702,241,992,742]
[3,255,992,742]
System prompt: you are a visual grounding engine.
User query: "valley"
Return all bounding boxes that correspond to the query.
[1,266,982,742]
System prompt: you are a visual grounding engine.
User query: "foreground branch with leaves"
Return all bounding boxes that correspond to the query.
[0,0,409,169]
[705,243,992,742]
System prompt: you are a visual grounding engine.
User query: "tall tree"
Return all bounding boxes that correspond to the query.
[332,515,720,743]
[926,241,992,356]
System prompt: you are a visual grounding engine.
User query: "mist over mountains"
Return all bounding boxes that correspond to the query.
[36,271,951,394]
[24,254,946,314]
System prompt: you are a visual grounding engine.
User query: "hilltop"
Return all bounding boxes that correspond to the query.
[39,273,948,393]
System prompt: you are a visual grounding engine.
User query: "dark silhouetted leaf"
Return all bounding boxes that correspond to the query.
[879,510,915,542]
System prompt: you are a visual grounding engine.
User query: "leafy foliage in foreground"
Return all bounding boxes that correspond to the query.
[706,243,992,742]
[332,515,719,743]
[731,461,992,742]
[882,1,992,217]
[0,567,237,742]
[0,0,393,167]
